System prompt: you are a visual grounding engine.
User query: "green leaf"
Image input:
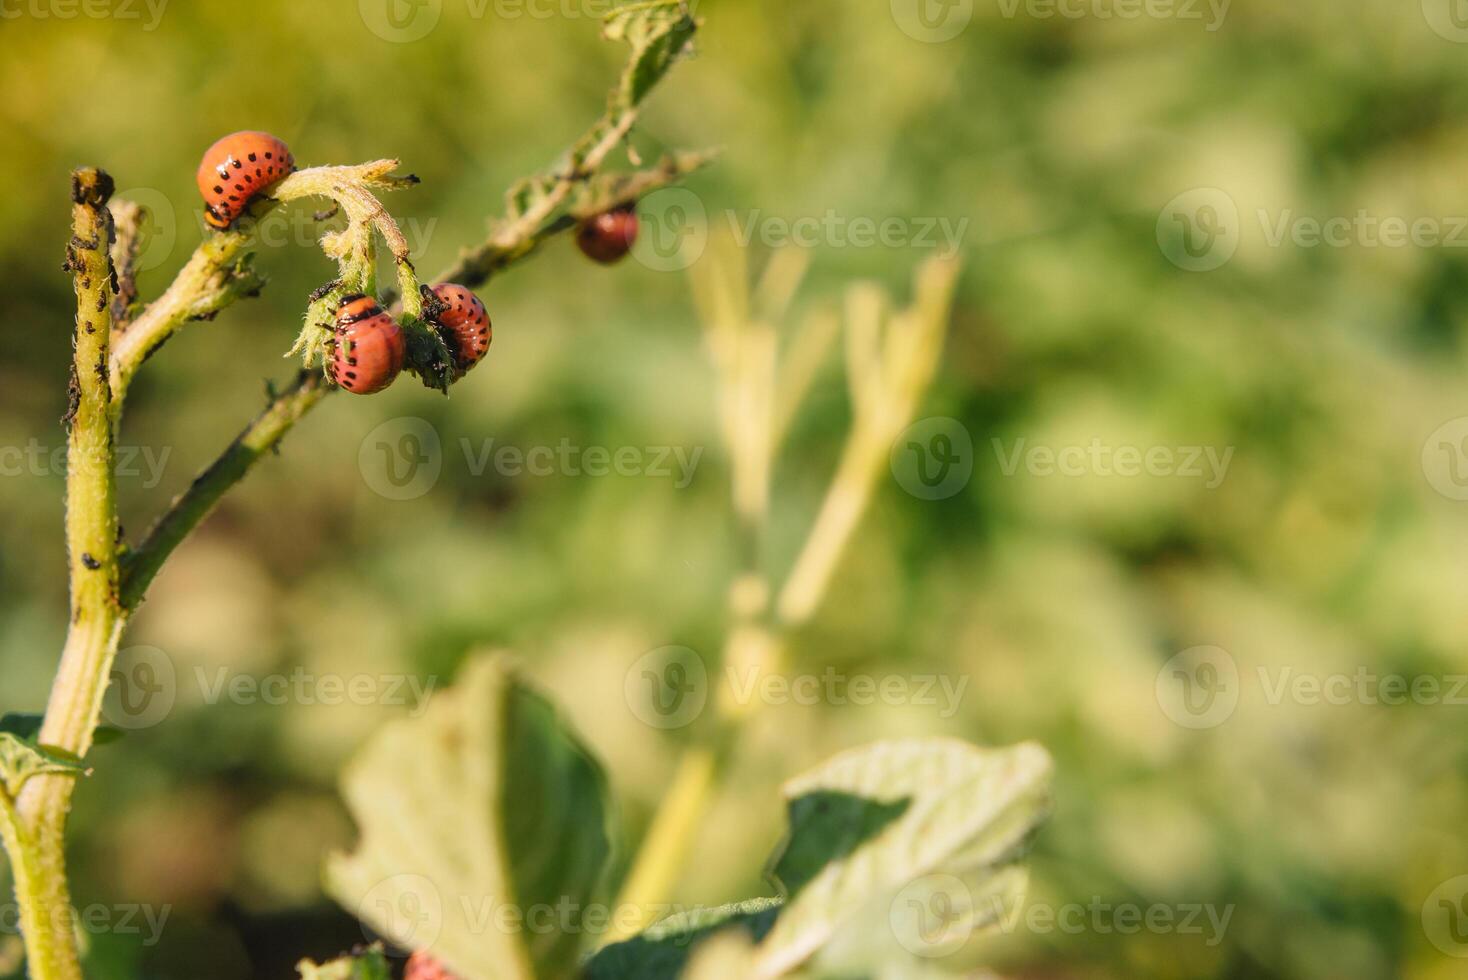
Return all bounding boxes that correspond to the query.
[0,732,88,801]
[583,739,1052,980]
[603,0,699,110]
[582,899,783,980]
[295,945,393,980]
[325,654,612,980]
[753,739,1053,978]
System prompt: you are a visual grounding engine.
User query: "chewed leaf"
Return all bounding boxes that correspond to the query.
[324,654,612,980]
[0,732,89,800]
[583,739,1052,980]
[603,0,699,109]
[295,944,393,980]
[752,739,1053,978]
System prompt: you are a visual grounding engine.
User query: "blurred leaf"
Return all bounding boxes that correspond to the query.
[586,740,1050,980]
[325,654,612,980]
[677,932,761,980]
[296,945,392,980]
[753,739,1053,977]
[603,0,699,110]
[583,899,783,980]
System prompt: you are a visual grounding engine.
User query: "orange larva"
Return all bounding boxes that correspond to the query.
[328,294,406,395]
[429,283,492,378]
[576,206,639,264]
[196,131,295,230]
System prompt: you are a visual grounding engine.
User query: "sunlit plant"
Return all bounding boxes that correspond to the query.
[0,4,1053,979]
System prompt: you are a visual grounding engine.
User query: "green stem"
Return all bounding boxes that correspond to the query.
[9,168,125,980]
[0,798,74,980]
[118,372,328,609]
[3,89,710,978]
[608,745,720,939]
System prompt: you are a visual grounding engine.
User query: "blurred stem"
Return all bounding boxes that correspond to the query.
[610,745,719,931]
[610,256,961,944]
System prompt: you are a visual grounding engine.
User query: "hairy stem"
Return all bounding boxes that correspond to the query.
[13,168,125,980]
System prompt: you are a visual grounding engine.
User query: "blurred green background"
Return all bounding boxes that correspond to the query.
[5,0,1468,977]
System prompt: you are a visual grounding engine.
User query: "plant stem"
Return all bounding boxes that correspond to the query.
[117,372,327,608]
[3,73,709,975]
[0,800,68,980]
[12,168,125,980]
[118,156,713,599]
[610,745,719,932]
[608,258,961,945]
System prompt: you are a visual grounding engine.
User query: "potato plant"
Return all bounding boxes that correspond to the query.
[0,4,1053,978]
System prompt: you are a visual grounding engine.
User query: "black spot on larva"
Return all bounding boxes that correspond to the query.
[265,151,273,159]
[248,152,258,162]
[235,184,244,192]
[232,160,243,169]
[213,185,223,195]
